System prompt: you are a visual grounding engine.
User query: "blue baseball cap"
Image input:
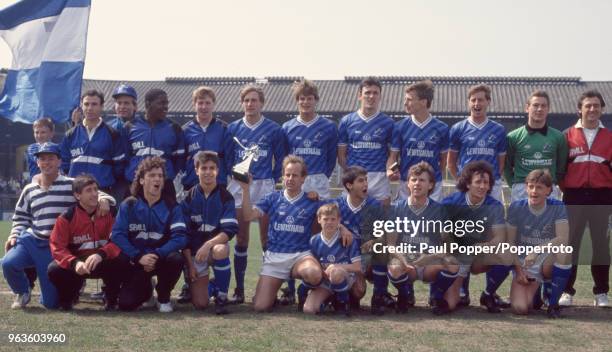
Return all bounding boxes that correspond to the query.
[34,142,61,158]
[112,84,138,100]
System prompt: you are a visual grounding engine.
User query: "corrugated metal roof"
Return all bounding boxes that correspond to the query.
[82,76,612,117]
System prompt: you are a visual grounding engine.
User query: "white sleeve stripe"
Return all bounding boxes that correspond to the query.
[170,223,186,230]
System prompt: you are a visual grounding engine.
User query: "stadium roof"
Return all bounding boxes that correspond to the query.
[81,76,612,116]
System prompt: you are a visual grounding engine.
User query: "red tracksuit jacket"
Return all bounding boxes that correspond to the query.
[50,205,121,270]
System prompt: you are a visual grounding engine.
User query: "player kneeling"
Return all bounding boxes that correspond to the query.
[111,157,188,313]
[48,175,124,311]
[301,203,364,316]
[386,162,459,315]
[442,161,512,313]
[507,169,571,318]
[180,151,237,314]
[239,155,352,312]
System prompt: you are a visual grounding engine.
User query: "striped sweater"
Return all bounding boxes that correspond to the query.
[10,175,115,241]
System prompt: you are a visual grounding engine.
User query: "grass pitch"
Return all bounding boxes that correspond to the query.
[0,221,611,352]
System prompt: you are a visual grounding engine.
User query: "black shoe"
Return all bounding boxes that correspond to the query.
[278,287,296,306]
[480,292,501,313]
[59,301,73,311]
[215,296,230,315]
[432,298,451,315]
[547,304,561,319]
[396,294,410,314]
[104,299,118,311]
[494,293,511,309]
[458,294,471,307]
[382,292,396,309]
[339,302,351,317]
[229,288,245,305]
[349,295,360,311]
[177,286,191,304]
[532,292,544,310]
[407,292,415,307]
[371,294,385,316]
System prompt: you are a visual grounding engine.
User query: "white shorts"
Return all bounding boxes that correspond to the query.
[510,183,562,202]
[490,179,504,204]
[260,250,312,280]
[227,178,275,208]
[192,256,211,278]
[512,253,550,283]
[302,173,331,200]
[320,272,357,292]
[397,181,444,202]
[343,171,390,201]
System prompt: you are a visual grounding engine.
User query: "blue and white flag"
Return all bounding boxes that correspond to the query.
[0,0,91,124]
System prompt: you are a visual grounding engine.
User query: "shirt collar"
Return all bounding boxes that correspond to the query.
[357,110,380,121]
[575,119,605,129]
[321,230,340,247]
[243,116,264,129]
[411,114,433,128]
[283,190,304,203]
[347,195,367,213]
[408,196,429,214]
[465,193,485,208]
[82,117,103,130]
[467,117,489,129]
[526,123,548,135]
[297,114,320,126]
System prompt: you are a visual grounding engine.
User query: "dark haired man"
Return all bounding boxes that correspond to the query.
[111,156,187,312]
[60,89,125,193]
[122,89,185,201]
[442,160,509,313]
[47,175,124,310]
[559,90,612,308]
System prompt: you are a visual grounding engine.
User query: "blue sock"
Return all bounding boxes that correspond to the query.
[549,264,571,306]
[388,272,411,298]
[484,265,511,296]
[543,281,552,303]
[233,245,248,291]
[372,264,389,295]
[298,282,316,302]
[432,270,459,300]
[429,283,435,301]
[461,273,470,297]
[207,279,218,298]
[213,258,231,298]
[287,278,296,294]
[331,279,350,304]
[532,284,543,307]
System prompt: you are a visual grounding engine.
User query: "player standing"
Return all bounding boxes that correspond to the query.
[226,85,286,304]
[447,84,506,202]
[387,80,449,202]
[505,90,567,202]
[338,77,394,206]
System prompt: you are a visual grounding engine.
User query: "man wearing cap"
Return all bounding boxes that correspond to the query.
[2,143,115,309]
[109,84,139,131]
[109,84,138,203]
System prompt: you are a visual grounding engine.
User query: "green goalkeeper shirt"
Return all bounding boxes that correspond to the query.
[504,124,568,186]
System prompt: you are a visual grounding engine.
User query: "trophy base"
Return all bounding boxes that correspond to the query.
[232,170,250,184]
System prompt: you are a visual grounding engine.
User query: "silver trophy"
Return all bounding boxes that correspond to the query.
[232,137,260,183]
